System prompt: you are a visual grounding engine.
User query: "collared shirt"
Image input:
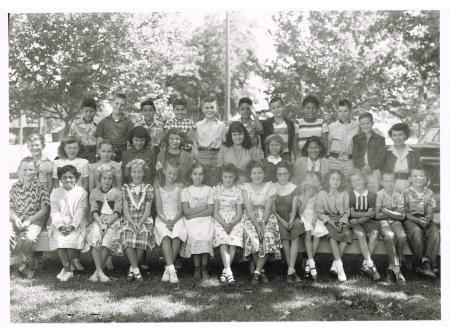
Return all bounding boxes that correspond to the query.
[165,117,196,151]
[10,178,50,226]
[328,119,360,155]
[352,189,369,211]
[316,189,350,223]
[267,155,282,165]
[389,145,414,173]
[363,132,371,165]
[238,119,261,147]
[307,157,321,173]
[349,189,376,213]
[34,153,54,187]
[273,120,290,153]
[69,118,97,147]
[295,118,328,151]
[376,189,404,211]
[136,119,165,147]
[195,118,226,149]
[95,114,134,150]
[53,158,89,185]
[403,186,436,216]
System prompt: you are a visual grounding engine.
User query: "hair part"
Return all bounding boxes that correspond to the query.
[302,95,320,109]
[224,121,253,149]
[127,126,150,148]
[57,165,80,180]
[301,136,326,158]
[388,123,410,139]
[323,169,347,192]
[57,136,84,159]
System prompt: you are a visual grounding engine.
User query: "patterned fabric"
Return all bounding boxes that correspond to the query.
[212,185,244,247]
[136,119,165,147]
[328,119,360,155]
[272,120,290,154]
[89,161,122,189]
[403,186,436,216]
[154,186,187,245]
[295,118,328,152]
[34,153,54,188]
[164,118,196,151]
[53,158,89,186]
[240,182,281,258]
[120,184,155,251]
[349,190,379,237]
[9,178,50,227]
[69,118,97,146]
[299,194,329,237]
[376,189,404,223]
[180,185,215,257]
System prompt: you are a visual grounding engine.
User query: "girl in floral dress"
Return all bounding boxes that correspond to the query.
[213,163,244,284]
[241,160,281,285]
[154,160,187,284]
[121,159,155,282]
[181,162,215,280]
[83,165,122,283]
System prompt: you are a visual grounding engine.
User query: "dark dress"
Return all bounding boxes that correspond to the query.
[274,188,305,240]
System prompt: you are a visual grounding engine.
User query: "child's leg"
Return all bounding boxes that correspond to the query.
[67,249,77,271]
[312,236,321,257]
[288,237,300,273]
[101,247,110,267]
[201,253,209,266]
[136,249,145,266]
[250,253,258,274]
[125,248,139,268]
[380,222,400,267]
[329,239,341,260]
[193,254,201,267]
[390,221,407,265]
[424,223,440,267]
[57,248,71,271]
[305,232,313,259]
[403,220,424,264]
[161,237,174,266]
[172,238,181,263]
[354,230,371,261]
[368,232,379,255]
[229,246,237,265]
[255,254,268,274]
[92,247,104,272]
[339,241,348,256]
[281,240,291,267]
[220,245,231,271]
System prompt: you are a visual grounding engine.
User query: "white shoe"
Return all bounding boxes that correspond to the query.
[97,272,110,283]
[161,267,170,282]
[60,271,74,282]
[335,260,347,282]
[330,261,338,276]
[57,268,65,280]
[88,272,99,282]
[169,270,179,284]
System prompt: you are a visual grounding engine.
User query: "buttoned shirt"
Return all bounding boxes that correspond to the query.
[137,119,165,147]
[194,118,226,149]
[389,145,414,173]
[95,114,134,150]
[328,119,360,155]
[34,153,54,187]
[69,118,97,147]
[165,117,196,151]
[403,186,436,216]
[307,158,321,173]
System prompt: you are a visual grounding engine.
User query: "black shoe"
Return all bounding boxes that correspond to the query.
[261,271,269,284]
[386,269,396,284]
[287,274,295,284]
[126,271,135,282]
[417,261,436,278]
[251,273,261,286]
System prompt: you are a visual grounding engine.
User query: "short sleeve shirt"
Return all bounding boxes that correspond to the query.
[403,187,436,215]
[69,118,97,147]
[165,118,196,151]
[34,153,54,187]
[376,189,404,211]
[53,158,89,185]
[181,185,215,207]
[295,118,328,151]
[195,119,226,149]
[136,119,165,147]
[95,115,134,150]
[9,178,50,226]
[328,120,360,155]
[272,120,291,154]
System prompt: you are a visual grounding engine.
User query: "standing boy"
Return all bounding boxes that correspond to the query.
[193,97,227,185]
[234,97,263,148]
[69,98,98,163]
[352,112,385,192]
[295,95,329,155]
[260,96,297,161]
[327,99,360,175]
[164,99,196,152]
[95,93,134,162]
[135,99,165,156]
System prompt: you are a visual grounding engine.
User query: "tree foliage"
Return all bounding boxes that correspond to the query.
[264,11,439,134]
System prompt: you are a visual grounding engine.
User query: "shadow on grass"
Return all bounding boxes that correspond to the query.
[10,252,440,322]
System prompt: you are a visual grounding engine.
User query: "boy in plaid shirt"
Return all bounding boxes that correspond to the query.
[164,99,195,152]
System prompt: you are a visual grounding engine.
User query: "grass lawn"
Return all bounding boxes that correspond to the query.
[10,252,440,322]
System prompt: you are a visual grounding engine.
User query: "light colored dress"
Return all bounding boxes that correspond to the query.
[212,185,244,247]
[83,187,123,256]
[180,185,215,257]
[120,184,155,251]
[49,185,88,250]
[52,157,89,186]
[241,182,281,259]
[154,186,187,246]
[300,194,329,238]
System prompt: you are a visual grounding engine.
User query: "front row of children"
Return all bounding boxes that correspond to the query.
[10,156,440,286]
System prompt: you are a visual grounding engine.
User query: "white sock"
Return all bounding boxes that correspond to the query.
[366,259,374,267]
[167,265,175,273]
[254,270,261,275]
[308,258,316,268]
[287,267,296,275]
[132,267,140,274]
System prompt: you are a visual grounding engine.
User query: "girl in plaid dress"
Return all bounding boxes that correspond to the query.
[348,169,381,281]
[121,159,155,282]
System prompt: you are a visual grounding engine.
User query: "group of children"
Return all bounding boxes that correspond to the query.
[10,93,440,287]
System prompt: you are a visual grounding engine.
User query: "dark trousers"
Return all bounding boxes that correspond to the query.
[404,220,440,266]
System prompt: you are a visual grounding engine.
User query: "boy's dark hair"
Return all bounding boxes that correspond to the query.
[301,136,326,158]
[57,136,84,159]
[81,98,97,110]
[388,123,410,139]
[163,128,185,149]
[275,160,293,177]
[302,95,320,109]
[238,97,253,107]
[173,99,187,107]
[338,99,352,109]
[114,93,127,100]
[220,163,240,183]
[269,96,284,106]
[247,160,266,177]
[381,171,396,180]
[203,96,217,104]
[57,165,80,180]
[224,121,253,149]
[358,112,373,122]
[127,126,150,148]
[140,99,155,110]
[323,169,347,193]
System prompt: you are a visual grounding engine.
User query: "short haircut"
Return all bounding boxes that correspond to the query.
[358,112,373,122]
[163,128,185,149]
[203,96,217,105]
[173,99,187,107]
[275,160,293,177]
[264,134,284,156]
[125,158,149,177]
[114,93,126,100]
[323,169,347,192]
[388,123,410,139]
[301,136,326,158]
[19,156,36,169]
[57,165,80,180]
[300,172,322,193]
[238,97,253,107]
[247,160,265,177]
[348,168,368,186]
[381,171,396,180]
[269,96,284,106]
[57,136,84,159]
[410,167,430,186]
[187,162,207,185]
[26,133,45,146]
[96,164,117,183]
[81,98,97,110]
[302,95,320,109]
[127,126,150,148]
[224,121,253,149]
[98,140,116,159]
[220,163,239,182]
[338,99,352,109]
[140,99,155,110]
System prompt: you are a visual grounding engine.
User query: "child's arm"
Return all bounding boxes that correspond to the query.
[289,195,298,223]
[403,195,424,226]
[182,203,209,218]
[23,200,49,227]
[213,200,226,226]
[171,189,184,223]
[50,192,64,229]
[81,177,89,192]
[116,169,123,188]
[138,201,152,226]
[229,203,243,227]
[154,188,167,223]
[349,207,370,224]
[262,194,275,223]
[338,192,350,225]
[89,191,103,227]
[46,172,53,194]
[107,189,122,225]
[315,193,331,224]
[242,190,261,231]
[70,191,87,230]
[88,166,95,193]
[272,199,289,229]
[10,208,22,228]
[96,136,104,155]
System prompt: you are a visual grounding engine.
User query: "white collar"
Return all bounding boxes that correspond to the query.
[389,145,414,156]
[353,189,368,197]
[267,155,282,165]
[276,182,297,196]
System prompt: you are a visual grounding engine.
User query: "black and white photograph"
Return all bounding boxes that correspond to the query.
[4,2,447,324]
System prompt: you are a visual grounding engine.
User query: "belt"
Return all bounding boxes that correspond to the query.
[198,146,220,152]
[329,152,352,159]
[395,172,410,179]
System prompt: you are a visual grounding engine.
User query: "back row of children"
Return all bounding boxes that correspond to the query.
[10,93,439,284]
